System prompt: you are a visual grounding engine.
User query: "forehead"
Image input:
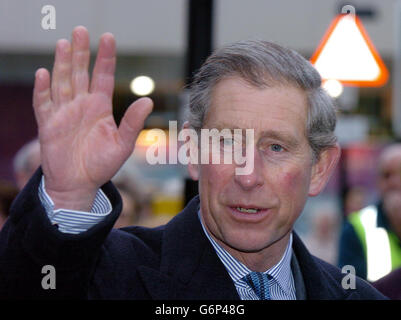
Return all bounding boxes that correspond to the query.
[204,77,308,139]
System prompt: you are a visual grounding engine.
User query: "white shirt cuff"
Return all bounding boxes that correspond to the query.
[38,176,112,234]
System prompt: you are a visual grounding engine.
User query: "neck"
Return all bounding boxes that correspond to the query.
[214,230,291,272]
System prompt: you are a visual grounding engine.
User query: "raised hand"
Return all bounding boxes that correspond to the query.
[33,26,153,211]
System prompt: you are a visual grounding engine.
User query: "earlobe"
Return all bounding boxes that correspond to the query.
[308,144,341,196]
[187,162,200,181]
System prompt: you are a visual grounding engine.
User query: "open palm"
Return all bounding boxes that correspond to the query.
[33,26,153,210]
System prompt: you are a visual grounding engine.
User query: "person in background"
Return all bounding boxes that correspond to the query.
[13,138,41,190]
[0,138,41,230]
[344,186,367,217]
[338,143,401,282]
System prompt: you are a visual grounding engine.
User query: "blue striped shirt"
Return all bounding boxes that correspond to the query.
[38,176,111,234]
[39,176,296,299]
[198,212,296,300]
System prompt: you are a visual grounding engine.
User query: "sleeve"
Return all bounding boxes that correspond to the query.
[39,176,112,234]
[337,220,367,280]
[0,167,122,299]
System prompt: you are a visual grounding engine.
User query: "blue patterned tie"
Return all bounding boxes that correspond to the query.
[243,272,271,300]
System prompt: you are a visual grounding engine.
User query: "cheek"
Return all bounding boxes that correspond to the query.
[277,166,311,209]
[198,165,235,232]
[272,169,309,229]
[199,164,235,196]
[280,166,309,190]
[201,163,234,181]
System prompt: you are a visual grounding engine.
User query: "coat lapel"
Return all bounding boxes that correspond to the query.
[137,196,239,300]
[292,232,353,299]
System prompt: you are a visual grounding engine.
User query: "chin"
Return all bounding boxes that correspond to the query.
[222,232,275,253]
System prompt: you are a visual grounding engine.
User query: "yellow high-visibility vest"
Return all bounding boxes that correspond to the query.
[348,205,401,282]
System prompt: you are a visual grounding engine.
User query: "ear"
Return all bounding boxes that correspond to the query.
[308,143,341,196]
[182,121,200,181]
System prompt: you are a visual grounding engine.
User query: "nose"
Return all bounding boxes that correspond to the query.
[233,149,265,191]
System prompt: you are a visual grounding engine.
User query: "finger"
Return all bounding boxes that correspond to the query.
[89,33,116,100]
[71,26,90,97]
[51,39,73,106]
[33,68,52,125]
[118,97,153,150]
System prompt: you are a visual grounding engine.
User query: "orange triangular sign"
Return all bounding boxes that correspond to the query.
[310,13,389,87]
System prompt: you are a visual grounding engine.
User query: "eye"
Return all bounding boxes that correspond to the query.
[219,137,234,152]
[219,137,232,147]
[222,137,234,146]
[270,144,283,152]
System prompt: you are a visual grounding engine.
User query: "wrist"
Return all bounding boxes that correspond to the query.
[43,182,98,212]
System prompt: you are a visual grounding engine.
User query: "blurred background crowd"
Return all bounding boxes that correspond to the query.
[1,0,401,298]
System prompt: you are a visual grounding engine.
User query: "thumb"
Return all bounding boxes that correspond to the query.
[118,97,153,150]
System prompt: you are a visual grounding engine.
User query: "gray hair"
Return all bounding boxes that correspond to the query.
[187,39,338,160]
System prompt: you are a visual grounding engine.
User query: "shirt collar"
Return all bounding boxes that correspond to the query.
[198,210,294,296]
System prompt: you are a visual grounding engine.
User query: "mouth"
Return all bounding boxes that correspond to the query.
[234,207,262,213]
[228,204,270,222]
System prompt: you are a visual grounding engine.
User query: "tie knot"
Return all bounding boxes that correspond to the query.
[243,272,271,300]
